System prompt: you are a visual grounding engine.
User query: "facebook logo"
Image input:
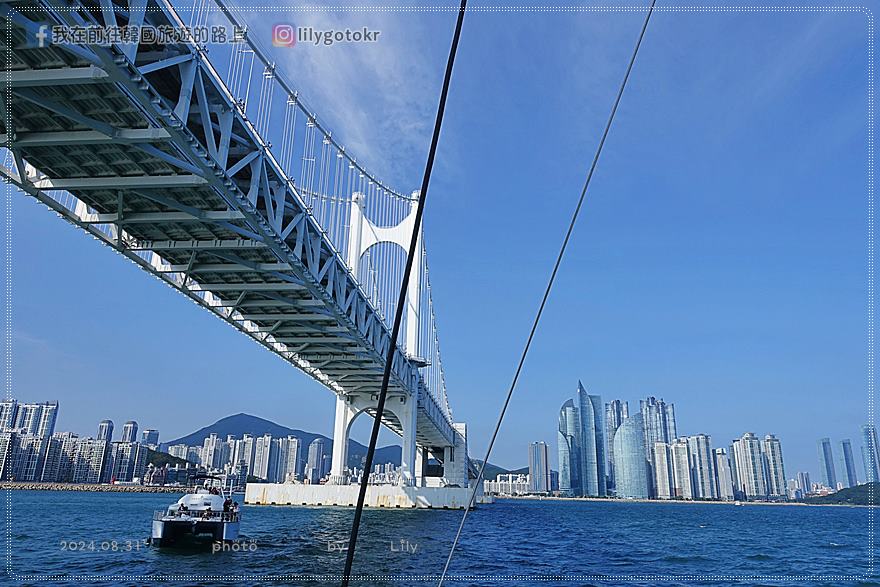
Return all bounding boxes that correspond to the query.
[23,24,52,48]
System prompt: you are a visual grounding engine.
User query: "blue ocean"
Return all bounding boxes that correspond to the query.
[3,491,873,585]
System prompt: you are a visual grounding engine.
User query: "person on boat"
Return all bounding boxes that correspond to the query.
[223,498,232,512]
[203,506,213,519]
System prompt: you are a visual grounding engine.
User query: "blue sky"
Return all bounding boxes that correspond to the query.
[6,2,874,480]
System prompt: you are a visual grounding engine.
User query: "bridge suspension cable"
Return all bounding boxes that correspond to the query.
[340,0,468,584]
[437,1,657,584]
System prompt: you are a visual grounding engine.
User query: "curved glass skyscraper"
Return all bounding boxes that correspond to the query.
[577,382,606,497]
[557,399,581,496]
[613,413,649,499]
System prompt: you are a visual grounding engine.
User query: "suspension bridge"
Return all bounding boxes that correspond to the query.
[2,0,479,506]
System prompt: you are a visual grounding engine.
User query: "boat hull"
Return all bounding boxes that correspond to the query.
[151,518,240,547]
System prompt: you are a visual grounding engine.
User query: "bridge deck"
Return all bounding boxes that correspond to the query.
[2,0,454,448]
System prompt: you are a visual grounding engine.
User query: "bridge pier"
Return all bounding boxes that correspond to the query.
[328,392,420,487]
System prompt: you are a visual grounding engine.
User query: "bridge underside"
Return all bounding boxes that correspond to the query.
[1,0,458,468]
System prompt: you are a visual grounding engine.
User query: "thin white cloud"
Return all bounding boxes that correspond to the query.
[227,2,456,191]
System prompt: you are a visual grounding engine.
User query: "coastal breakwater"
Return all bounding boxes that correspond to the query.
[0,481,184,493]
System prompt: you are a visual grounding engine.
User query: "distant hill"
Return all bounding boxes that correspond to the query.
[805,482,880,506]
[165,413,401,469]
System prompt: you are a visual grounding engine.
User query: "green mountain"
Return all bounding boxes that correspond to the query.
[805,482,880,506]
[164,413,401,470]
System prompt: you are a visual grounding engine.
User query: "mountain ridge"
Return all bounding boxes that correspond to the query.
[164,413,401,470]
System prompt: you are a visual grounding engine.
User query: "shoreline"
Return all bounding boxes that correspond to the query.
[0,481,185,494]
[496,494,874,508]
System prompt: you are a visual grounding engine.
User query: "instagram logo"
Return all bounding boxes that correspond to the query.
[273,24,296,47]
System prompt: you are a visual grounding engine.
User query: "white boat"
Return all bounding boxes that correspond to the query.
[151,474,240,546]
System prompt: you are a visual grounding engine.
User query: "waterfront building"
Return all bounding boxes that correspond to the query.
[670,438,693,499]
[484,473,530,495]
[0,399,17,431]
[306,438,326,484]
[0,432,13,479]
[72,438,110,484]
[713,448,735,500]
[141,429,159,447]
[120,421,138,443]
[797,471,812,495]
[817,437,837,489]
[40,432,78,482]
[240,434,256,474]
[652,442,673,499]
[252,434,273,480]
[839,439,859,488]
[613,414,649,499]
[96,420,114,442]
[266,436,300,483]
[201,433,225,470]
[862,424,880,483]
[687,434,717,499]
[528,441,551,493]
[605,399,628,492]
[557,399,581,496]
[762,434,786,498]
[733,433,766,499]
[12,434,46,481]
[577,382,606,497]
[108,441,147,482]
[12,401,58,438]
[640,396,676,497]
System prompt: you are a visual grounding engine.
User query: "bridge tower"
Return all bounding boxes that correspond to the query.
[328,191,424,486]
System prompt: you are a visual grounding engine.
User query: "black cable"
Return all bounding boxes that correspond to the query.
[436,2,656,584]
[340,2,467,585]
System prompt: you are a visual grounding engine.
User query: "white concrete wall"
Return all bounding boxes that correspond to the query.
[245,483,492,509]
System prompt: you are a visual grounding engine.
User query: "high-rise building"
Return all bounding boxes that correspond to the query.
[201,433,224,470]
[0,399,17,431]
[652,442,673,499]
[839,439,859,488]
[96,420,114,442]
[72,438,110,484]
[0,432,14,479]
[797,471,812,495]
[612,414,649,499]
[306,438,326,484]
[734,433,766,499]
[761,434,786,498]
[817,437,837,489]
[108,441,147,482]
[605,399,628,492]
[120,421,138,443]
[141,429,159,447]
[40,432,78,482]
[557,399,581,496]
[12,435,47,481]
[13,402,58,438]
[640,396,676,497]
[576,382,606,497]
[528,441,551,494]
[670,438,692,499]
[687,434,716,499]
[713,448,735,500]
[276,436,300,483]
[252,434,273,480]
[861,424,880,484]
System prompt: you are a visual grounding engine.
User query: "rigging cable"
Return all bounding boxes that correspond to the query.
[437,1,656,584]
[340,1,468,584]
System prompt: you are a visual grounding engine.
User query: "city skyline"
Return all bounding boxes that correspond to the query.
[9,7,870,480]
